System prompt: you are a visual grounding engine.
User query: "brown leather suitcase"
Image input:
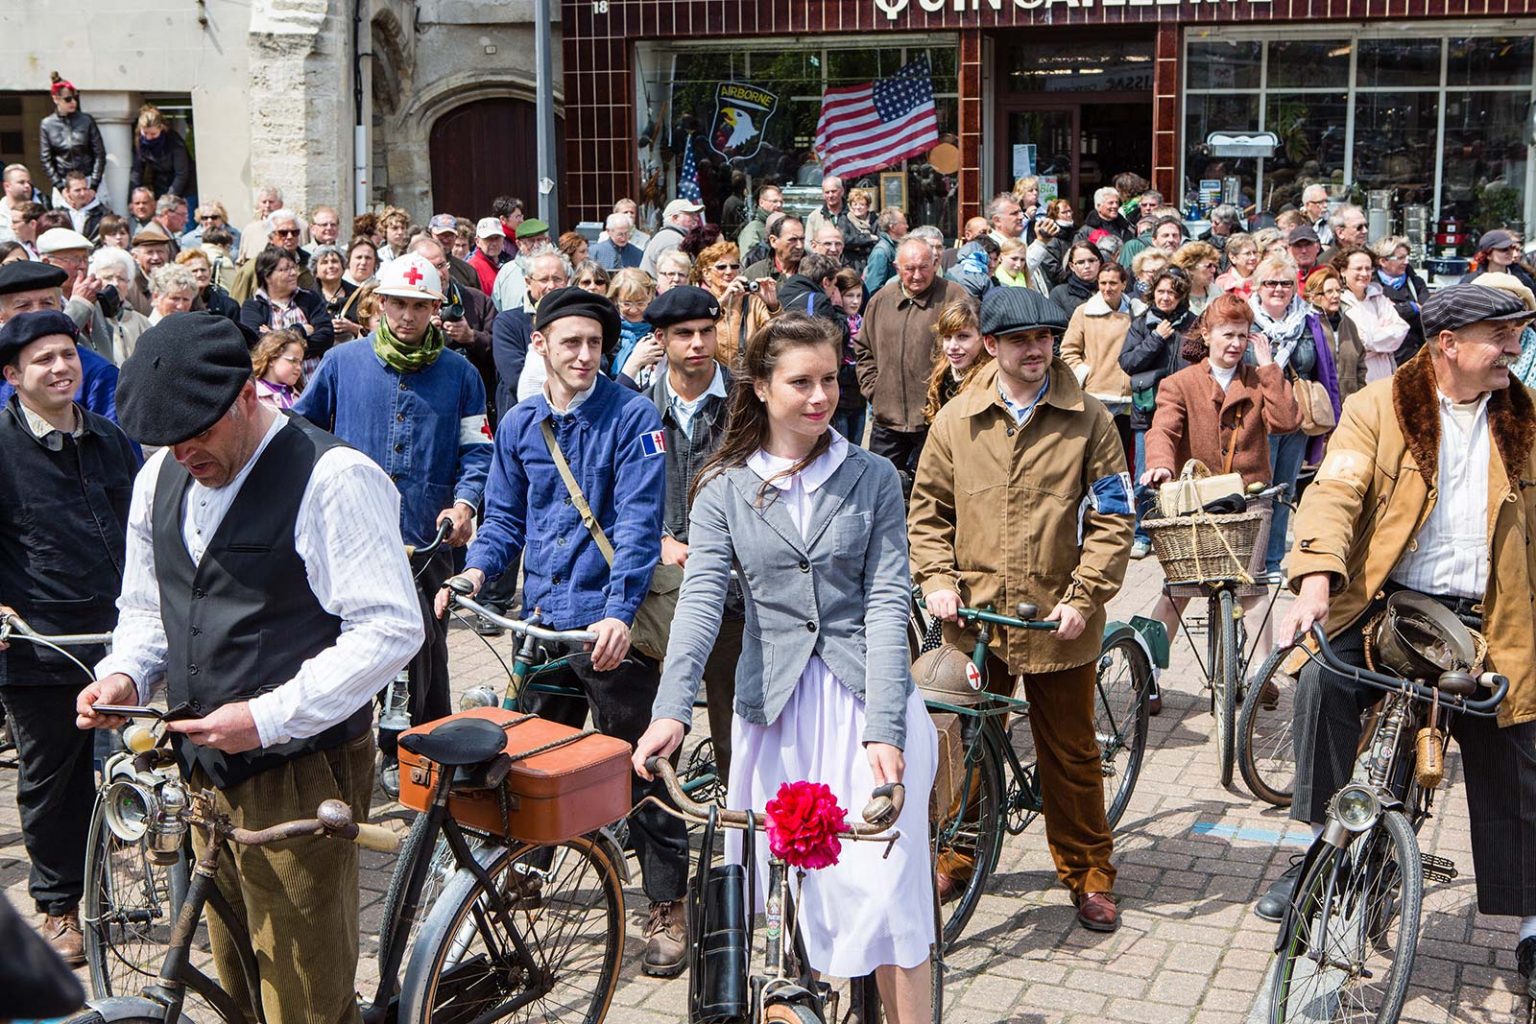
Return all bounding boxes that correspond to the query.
[397,707,633,844]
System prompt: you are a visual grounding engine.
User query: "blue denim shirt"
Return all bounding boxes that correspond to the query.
[293,336,491,546]
[466,374,665,631]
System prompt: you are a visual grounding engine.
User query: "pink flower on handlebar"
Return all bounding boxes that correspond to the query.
[765,781,847,870]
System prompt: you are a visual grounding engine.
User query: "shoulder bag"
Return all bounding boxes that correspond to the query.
[539,420,681,661]
[688,806,756,1023]
[1287,366,1336,437]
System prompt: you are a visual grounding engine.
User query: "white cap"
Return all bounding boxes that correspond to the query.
[374,254,445,302]
[475,217,505,240]
[664,198,705,220]
[36,227,93,255]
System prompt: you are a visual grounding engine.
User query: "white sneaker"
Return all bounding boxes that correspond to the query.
[1131,540,1152,559]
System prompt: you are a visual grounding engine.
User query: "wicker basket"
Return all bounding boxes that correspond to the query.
[1144,501,1272,587]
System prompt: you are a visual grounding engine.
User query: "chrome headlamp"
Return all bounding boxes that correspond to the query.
[1328,783,1382,833]
[459,685,499,711]
[103,775,189,861]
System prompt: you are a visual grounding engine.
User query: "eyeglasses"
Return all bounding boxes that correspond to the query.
[278,354,304,365]
[199,215,223,223]
[712,263,741,271]
[1260,279,1295,289]
[272,228,300,237]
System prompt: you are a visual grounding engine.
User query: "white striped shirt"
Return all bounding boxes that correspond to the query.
[1389,391,1490,600]
[96,413,424,747]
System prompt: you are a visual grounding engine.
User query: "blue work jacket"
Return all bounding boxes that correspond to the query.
[467,373,664,631]
[294,336,491,546]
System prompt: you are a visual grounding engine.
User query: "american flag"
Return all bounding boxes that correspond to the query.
[678,135,702,205]
[814,57,939,180]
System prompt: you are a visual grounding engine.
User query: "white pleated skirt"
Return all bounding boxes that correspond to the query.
[725,657,938,977]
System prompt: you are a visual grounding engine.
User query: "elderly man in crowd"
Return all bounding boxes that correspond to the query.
[1321,203,1369,264]
[863,207,909,293]
[1301,184,1333,246]
[126,187,157,235]
[806,175,851,240]
[592,213,644,270]
[229,209,312,302]
[469,218,505,296]
[736,184,784,256]
[181,200,241,254]
[425,213,480,292]
[810,223,846,266]
[152,194,187,254]
[37,228,114,359]
[641,199,704,276]
[744,215,805,284]
[235,185,285,263]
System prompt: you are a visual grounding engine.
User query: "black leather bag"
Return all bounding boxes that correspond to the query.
[688,806,756,1023]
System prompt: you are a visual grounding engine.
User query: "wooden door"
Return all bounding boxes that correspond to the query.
[429,99,567,225]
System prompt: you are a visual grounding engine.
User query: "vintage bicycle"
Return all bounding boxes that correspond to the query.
[912,598,1158,949]
[1264,623,1508,1024]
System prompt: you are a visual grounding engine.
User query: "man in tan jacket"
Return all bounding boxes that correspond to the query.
[854,236,967,487]
[1263,282,1536,995]
[909,286,1134,932]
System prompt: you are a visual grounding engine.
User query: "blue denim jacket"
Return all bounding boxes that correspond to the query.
[293,336,491,546]
[466,374,664,631]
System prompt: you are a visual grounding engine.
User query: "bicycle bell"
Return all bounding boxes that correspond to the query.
[1371,591,1477,681]
[912,644,985,706]
[104,774,190,862]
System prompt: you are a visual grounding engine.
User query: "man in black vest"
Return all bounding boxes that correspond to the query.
[0,310,137,965]
[77,313,423,1024]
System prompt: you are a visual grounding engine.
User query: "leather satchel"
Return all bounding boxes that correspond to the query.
[1288,369,1336,437]
[689,806,755,1023]
[540,421,678,660]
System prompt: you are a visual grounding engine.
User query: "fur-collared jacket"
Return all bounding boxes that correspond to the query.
[1287,349,1536,726]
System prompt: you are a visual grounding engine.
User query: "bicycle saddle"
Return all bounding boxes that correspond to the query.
[399,717,506,767]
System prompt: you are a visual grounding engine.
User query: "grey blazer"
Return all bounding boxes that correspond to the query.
[653,445,914,749]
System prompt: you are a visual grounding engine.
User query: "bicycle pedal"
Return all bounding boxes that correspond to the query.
[1420,853,1457,883]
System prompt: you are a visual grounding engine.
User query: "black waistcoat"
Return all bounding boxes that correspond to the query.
[151,415,365,789]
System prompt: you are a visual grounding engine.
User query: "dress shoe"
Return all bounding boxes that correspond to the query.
[43,908,86,967]
[1258,673,1287,711]
[641,899,687,977]
[1074,892,1119,932]
[1517,936,1536,999]
[1255,857,1305,922]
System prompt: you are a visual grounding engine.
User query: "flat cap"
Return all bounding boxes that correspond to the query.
[131,222,172,246]
[534,286,621,352]
[1286,224,1320,246]
[1477,228,1519,253]
[1421,283,1536,338]
[0,310,79,366]
[979,287,1068,337]
[35,228,93,255]
[116,313,254,446]
[515,218,550,239]
[0,261,68,296]
[644,286,720,328]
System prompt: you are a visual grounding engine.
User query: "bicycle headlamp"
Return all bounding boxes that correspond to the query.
[460,685,499,711]
[1329,784,1381,833]
[103,775,190,860]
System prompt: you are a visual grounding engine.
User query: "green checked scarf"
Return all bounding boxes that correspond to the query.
[373,317,446,374]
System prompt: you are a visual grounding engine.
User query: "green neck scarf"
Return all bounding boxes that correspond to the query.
[373,318,446,374]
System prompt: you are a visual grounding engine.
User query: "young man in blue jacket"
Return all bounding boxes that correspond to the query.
[295,254,491,797]
[437,286,690,977]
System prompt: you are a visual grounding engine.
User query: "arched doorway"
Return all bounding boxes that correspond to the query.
[429,98,566,224]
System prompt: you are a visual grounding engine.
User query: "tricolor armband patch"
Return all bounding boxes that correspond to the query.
[639,430,667,457]
[460,414,492,444]
[1089,472,1135,516]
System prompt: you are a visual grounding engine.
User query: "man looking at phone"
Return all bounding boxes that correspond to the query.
[0,311,137,965]
[294,253,492,797]
[77,313,422,1024]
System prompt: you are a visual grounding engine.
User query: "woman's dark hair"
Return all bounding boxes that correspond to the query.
[1097,262,1129,285]
[254,245,295,290]
[1066,242,1101,278]
[690,314,844,505]
[0,240,25,264]
[1149,268,1192,305]
[1328,245,1376,276]
[347,236,378,259]
[680,223,724,261]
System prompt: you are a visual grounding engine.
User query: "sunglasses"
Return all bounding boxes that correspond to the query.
[712,263,741,271]
[272,228,300,237]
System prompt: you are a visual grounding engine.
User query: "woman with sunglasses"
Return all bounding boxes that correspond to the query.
[1464,228,1536,294]
[39,72,106,205]
[693,239,778,367]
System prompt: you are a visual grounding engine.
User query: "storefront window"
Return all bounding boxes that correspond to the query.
[1356,39,1443,89]
[1353,92,1439,206]
[1186,40,1262,91]
[1184,93,1262,210]
[1266,40,1350,90]
[1442,91,1530,233]
[639,39,961,239]
[1448,36,1533,87]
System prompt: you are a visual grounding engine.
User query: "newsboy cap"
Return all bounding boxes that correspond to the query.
[1421,283,1536,339]
[0,261,68,296]
[116,313,254,446]
[644,286,720,328]
[0,310,80,367]
[979,287,1069,337]
[534,286,621,352]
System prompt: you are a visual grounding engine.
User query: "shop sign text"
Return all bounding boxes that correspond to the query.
[876,0,1271,19]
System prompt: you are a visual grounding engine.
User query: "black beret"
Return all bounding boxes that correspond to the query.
[116,313,254,446]
[533,286,622,353]
[0,310,80,366]
[979,287,1070,337]
[644,286,721,329]
[0,261,68,296]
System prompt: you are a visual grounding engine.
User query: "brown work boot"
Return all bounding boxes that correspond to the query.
[641,899,687,977]
[1073,891,1120,933]
[43,908,86,967]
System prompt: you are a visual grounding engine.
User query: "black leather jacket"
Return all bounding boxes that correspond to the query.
[40,111,107,190]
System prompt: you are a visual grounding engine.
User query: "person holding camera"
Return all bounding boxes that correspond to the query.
[293,254,492,798]
[694,239,778,368]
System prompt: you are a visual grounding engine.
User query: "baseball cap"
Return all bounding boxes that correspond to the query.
[1477,229,1519,253]
[664,199,706,220]
[1420,283,1536,338]
[36,228,93,255]
[374,254,445,302]
[1286,225,1320,246]
[474,217,504,240]
[429,214,459,235]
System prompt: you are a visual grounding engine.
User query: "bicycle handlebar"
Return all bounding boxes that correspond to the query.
[450,593,598,644]
[1307,624,1507,718]
[642,756,904,838]
[227,798,400,853]
[0,611,113,647]
[404,518,455,560]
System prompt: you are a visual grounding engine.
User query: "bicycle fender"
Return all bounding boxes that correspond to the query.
[595,824,633,885]
[82,996,170,1022]
[1271,838,1331,955]
[1106,620,1164,671]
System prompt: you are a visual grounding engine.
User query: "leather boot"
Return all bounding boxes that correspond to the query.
[1255,857,1305,922]
[43,908,86,967]
[641,899,687,977]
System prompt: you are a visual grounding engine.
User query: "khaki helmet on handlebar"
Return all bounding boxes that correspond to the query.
[1370,592,1481,681]
[912,643,985,707]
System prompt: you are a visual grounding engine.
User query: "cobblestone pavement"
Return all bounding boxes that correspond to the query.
[2,557,1526,1022]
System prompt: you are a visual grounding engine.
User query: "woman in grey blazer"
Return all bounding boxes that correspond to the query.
[634,314,937,1021]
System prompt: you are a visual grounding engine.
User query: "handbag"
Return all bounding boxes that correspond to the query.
[1288,368,1337,437]
[539,420,680,661]
[1130,368,1161,413]
[689,806,756,1024]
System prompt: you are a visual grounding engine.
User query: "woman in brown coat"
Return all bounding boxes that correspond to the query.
[1139,294,1301,698]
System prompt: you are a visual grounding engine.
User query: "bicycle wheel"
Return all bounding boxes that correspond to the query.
[82,792,188,999]
[398,834,624,1024]
[1238,645,1300,807]
[1094,630,1150,829]
[1269,810,1422,1023]
[933,729,1005,952]
[379,812,484,976]
[1213,589,1239,789]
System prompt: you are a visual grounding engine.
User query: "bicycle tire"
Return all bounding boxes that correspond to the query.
[82,792,189,1000]
[1269,809,1422,1024]
[1214,589,1239,789]
[1238,645,1300,807]
[934,729,1005,952]
[60,1010,164,1024]
[764,1003,825,1024]
[1094,631,1151,829]
[378,811,479,977]
[398,834,624,1024]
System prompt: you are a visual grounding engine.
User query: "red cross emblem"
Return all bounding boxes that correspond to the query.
[403,265,424,285]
